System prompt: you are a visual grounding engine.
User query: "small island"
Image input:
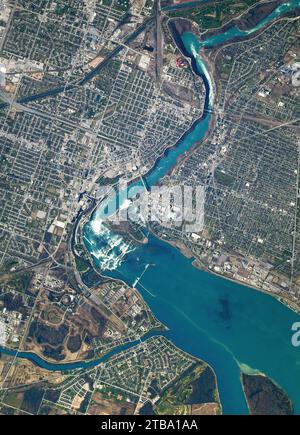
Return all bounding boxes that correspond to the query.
[242,373,294,415]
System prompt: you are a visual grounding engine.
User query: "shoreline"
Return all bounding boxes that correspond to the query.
[240,372,252,415]
[159,337,223,415]
[0,327,167,370]
[60,4,299,412]
[240,371,295,415]
[160,10,300,317]
[164,236,300,316]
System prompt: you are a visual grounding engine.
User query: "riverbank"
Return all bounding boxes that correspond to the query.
[155,335,223,414]
[199,1,300,50]
[0,329,167,371]
[149,220,300,335]
[170,233,300,315]
[197,261,300,316]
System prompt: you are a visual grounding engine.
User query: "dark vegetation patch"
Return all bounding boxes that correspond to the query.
[239,1,283,31]
[0,405,15,415]
[43,345,65,361]
[187,366,216,404]
[1,293,27,316]
[84,349,95,360]
[81,269,105,287]
[91,307,107,335]
[154,363,218,414]
[214,169,235,187]
[45,389,60,403]
[35,323,69,346]
[66,334,82,353]
[21,387,45,414]
[139,401,155,415]
[79,392,92,414]
[4,272,33,294]
[242,373,294,415]
[84,331,94,344]
[39,404,51,415]
[27,319,37,340]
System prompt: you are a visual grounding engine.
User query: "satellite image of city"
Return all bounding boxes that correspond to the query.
[0,0,299,420]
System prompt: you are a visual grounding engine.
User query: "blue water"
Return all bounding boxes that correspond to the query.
[164,0,300,38]
[82,1,300,414]
[181,0,300,51]
[1,0,300,415]
[85,230,300,415]
[202,0,300,47]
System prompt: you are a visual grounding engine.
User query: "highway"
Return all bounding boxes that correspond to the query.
[0,16,155,109]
